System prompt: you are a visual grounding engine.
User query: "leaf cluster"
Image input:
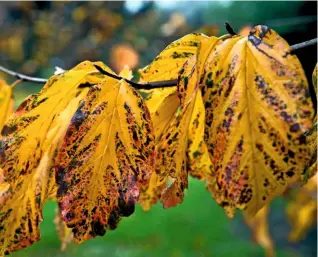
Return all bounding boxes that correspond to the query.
[0,25,316,256]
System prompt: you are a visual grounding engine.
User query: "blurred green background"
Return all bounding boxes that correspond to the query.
[0,1,317,257]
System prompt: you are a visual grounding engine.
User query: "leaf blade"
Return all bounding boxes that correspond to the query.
[202,25,314,217]
[55,75,155,243]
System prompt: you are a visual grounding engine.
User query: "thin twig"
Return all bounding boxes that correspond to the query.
[0,37,317,88]
[0,65,47,83]
[290,38,317,52]
[93,64,177,89]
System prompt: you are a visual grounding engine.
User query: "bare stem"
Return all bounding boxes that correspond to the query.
[0,66,47,83]
[93,64,177,89]
[290,38,317,52]
[0,37,317,88]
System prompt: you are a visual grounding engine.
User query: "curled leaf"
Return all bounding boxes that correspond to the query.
[0,61,106,255]
[140,35,219,209]
[138,34,213,209]
[155,55,205,208]
[55,67,155,243]
[301,64,317,182]
[187,88,212,181]
[137,88,178,211]
[244,205,275,257]
[201,25,314,217]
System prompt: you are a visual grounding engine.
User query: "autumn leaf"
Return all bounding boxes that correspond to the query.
[141,88,179,142]
[244,205,275,257]
[138,33,214,209]
[155,56,199,209]
[0,61,107,255]
[54,209,73,251]
[0,80,13,132]
[312,63,317,94]
[201,25,314,217]
[152,33,217,207]
[55,66,155,243]
[139,33,209,82]
[187,87,213,181]
[286,174,317,242]
[137,87,179,210]
[140,33,221,209]
[302,119,317,181]
[0,79,13,188]
[137,33,209,140]
[301,63,317,182]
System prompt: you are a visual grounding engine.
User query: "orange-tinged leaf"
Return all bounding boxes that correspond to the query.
[201,25,314,217]
[155,55,203,208]
[141,56,197,209]
[139,33,209,82]
[0,61,107,255]
[244,205,275,257]
[55,67,155,243]
[140,36,219,209]
[300,64,317,182]
[139,171,166,211]
[312,63,317,95]
[0,80,13,131]
[302,117,317,181]
[287,174,317,242]
[54,209,73,251]
[138,34,207,209]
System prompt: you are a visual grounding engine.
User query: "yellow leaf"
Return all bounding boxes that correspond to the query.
[139,171,166,211]
[287,174,317,241]
[139,33,209,82]
[0,80,13,132]
[55,70,155,243]
[302,117,317,182]
[138,34,205,209]
[142,87,179,142]
[187,88,212,181]
[54,208,73,251]
[155,55,206,208]
[301,63,317,182]
[139,35,219,209]
[0,61,107,255]
[244,205,275,257]
[312,63,317,95]
[138,33,210,140]
[201,25,314,217]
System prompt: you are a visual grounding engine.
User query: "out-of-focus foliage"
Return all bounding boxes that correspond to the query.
[244,206,275,257]
[287,175,317,242]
